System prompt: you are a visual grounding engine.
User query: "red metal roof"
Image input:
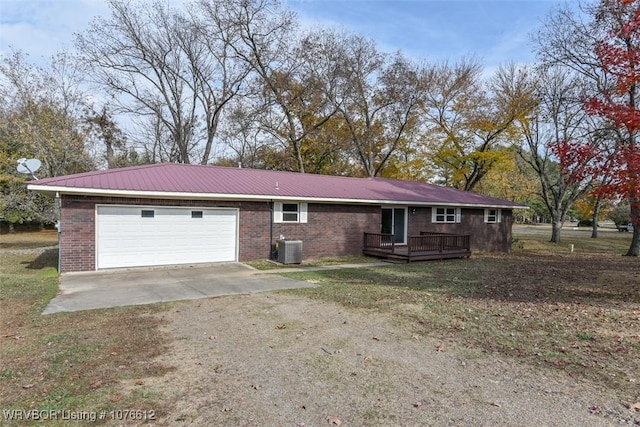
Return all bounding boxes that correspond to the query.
[28,163,525,208]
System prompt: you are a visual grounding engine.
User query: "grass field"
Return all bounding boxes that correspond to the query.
[0,231,172,425]
[1,225,638,422]
[284,224,640,400]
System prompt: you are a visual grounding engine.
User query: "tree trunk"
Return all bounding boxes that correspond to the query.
[591,197,601,239]
[625,199,640,256]
[551,219,563,243]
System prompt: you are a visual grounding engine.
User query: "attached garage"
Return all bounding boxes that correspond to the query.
[96,205,238,269]
[27,163,525,273]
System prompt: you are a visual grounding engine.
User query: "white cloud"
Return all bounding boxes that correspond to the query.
[0,0,111,62]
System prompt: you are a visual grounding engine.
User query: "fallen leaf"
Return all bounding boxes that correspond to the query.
[110,395,123,403]
[90,380,103,389]
[327,416,342,425]
[252,384,261,390]
[334,349,343,354]
[436,343,445,352]
[22,384,34,389]
[363,355,372,362]
[110,352,118,356]
[490,402,502,408]
[630,402,640,412]
[135,380,145,386]
[372,336,380,341]
[297,423,306,427]
[209,335,217,340]
[2,333,15,338]
[222,406,232,412]
[413,401,423,408]
[276,324,287,330]
[214,364,224,373]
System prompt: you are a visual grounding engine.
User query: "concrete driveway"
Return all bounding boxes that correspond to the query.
[42,263,315,314]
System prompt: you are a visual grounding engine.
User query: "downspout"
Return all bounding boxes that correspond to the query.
[55,192,61,273]
[269,200,274,260]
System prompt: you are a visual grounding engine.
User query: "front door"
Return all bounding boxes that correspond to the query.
[381,207,406,244]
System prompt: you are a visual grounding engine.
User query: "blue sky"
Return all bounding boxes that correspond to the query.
[0,0,576,70]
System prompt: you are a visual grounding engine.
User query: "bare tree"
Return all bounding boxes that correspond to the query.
[215,98,272,169]
[221,0,345,173]
[185,0,253,163]
[516,67,601,243]
[76,0,250,164]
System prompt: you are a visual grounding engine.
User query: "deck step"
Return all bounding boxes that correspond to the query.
[381,258,408,264]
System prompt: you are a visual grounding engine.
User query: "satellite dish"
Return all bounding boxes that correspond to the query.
[17,158,42,180]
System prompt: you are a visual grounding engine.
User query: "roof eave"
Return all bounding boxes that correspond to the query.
[26,184,527,209]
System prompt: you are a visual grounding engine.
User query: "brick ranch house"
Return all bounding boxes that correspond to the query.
[28,163,526,273]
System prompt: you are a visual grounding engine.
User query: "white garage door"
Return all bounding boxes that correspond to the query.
[96,205,238,269]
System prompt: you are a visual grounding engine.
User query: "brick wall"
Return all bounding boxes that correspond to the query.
[60,197,96,272]
[58,195,512,273]
[407,206,512,252]
[272,204,380,260]
[59,196,379,272]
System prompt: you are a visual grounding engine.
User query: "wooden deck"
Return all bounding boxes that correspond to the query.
[363,232,471,262]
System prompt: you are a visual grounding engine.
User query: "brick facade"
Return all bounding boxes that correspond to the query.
[407,207,512,253]
[58,195,512,273]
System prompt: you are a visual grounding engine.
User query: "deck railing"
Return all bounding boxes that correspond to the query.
[363,232,396,252]
[363,231,470,257]
[411,232,470,256]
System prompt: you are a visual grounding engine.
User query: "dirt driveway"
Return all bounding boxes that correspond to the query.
[135,292,635,426]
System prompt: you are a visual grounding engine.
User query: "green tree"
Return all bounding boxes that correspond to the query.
[0,51,93,229]
[420,61,536,191]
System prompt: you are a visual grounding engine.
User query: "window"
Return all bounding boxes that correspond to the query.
[191,211,203,218]
[432,207,460,223]
[141,210,155,218]
[282,203,299,222]
[485,209,502,223]
[274,202,308,223]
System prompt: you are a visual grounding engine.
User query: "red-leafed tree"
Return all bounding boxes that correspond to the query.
[586,0,640,256]
[545,0,640,256]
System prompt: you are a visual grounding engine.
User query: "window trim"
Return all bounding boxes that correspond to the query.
[273,202,308,223]
[484,208,502,223]
[432,207,461,224]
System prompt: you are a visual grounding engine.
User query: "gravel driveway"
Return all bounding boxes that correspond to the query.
[132,292,637,426]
